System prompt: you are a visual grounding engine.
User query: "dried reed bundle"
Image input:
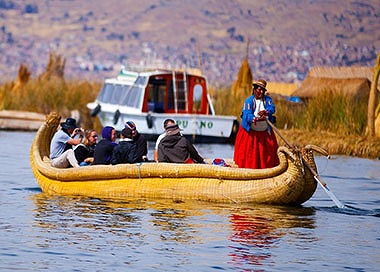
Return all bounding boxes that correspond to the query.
[292,77,370,98]
[266,82,298,96]
[308,66,380,90]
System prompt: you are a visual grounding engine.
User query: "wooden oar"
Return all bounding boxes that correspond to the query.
[266,119,345,208]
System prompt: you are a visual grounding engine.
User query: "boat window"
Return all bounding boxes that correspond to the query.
[147,79,166,113]
[135,76,148,86]
[121,85,142,108]
[111,84,124,104]
[176,81,187,111]
[192,84,203,112]
[97,82,142,108]
[97,83,114,103]
[168,81,174,110]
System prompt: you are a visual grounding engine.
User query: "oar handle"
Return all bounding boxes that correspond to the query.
[266,119,294,149]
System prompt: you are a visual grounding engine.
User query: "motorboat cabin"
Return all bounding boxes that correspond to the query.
[88,67,238,143]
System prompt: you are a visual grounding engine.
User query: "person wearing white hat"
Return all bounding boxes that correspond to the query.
[234,79,279,169]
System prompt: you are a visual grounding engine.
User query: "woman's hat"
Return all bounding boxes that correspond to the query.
[252,79,267,92]
[60,118,78,130]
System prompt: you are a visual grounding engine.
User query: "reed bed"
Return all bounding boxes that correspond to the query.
[1,55,379,158]
[212,84,379,158]
[279,129,380,158]
[0,75,102,130]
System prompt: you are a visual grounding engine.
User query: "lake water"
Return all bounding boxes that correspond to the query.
[1,131,379,271]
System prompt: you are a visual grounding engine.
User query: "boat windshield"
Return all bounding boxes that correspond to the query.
[96,76,148,108]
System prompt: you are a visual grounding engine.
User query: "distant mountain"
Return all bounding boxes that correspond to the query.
[0,0,379,86]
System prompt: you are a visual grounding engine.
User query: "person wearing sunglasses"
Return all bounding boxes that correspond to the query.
[74,129,98,166]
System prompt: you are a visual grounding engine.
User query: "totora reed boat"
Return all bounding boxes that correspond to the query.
[30,112,327,205]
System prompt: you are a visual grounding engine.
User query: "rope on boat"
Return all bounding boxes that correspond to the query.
[222,193,239,204]
[136,162,142,180]
[299,152,306,176]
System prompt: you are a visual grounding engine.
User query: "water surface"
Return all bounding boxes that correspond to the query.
[0,131,379,271]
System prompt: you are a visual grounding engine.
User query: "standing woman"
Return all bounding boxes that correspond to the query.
[233,79,279,169]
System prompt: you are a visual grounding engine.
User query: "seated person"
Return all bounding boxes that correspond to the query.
[125,121,148,162]
[154,118,176,162]
[93,126,117,165]
[74,129,98,166]
[50,117,84,168]
[111,127,139,165]
[157,124,204,164]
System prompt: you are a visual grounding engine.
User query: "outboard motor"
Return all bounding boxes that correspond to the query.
[113,109,121,125]
[90,104,101,117]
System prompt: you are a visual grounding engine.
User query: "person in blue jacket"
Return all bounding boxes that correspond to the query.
[234,79,279,169]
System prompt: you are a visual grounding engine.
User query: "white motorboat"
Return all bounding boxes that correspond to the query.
[87,67,239,143]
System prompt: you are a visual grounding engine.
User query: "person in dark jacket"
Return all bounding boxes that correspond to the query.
[157,124,204,163]
[111,127,139,165]
[93,126,117,165]
[125,121,148,162]
[74,129,97,166]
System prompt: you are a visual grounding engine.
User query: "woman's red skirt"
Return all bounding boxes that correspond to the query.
[233,126,279,169]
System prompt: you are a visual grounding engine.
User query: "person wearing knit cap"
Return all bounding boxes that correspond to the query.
[234,79,279,169]
[110,127,139,165]
[93,126,117,165]
[125,121,148,162]
[157,124,204,164]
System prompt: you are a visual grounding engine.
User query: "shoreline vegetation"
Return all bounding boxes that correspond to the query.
[1,54,379,159]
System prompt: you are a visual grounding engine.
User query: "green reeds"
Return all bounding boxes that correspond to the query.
[275,90,368,136]
[213,86,369,136]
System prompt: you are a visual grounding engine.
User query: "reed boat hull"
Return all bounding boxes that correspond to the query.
[30,112,318,205]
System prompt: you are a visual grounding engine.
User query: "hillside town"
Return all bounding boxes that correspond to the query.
[0,1,378,86]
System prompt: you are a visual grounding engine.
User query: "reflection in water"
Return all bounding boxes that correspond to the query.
[30,194,316,270]
[150,209,196,243]
[30,194,204,257]
[228,206,316,268]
